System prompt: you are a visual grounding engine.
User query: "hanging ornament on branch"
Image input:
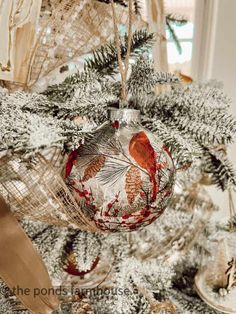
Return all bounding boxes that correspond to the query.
[64,0,176,232]
[63,231,102,277]
[195,190,236,314]
[65,109,175,233]
[63,252,100,277]
[195,234,236,314]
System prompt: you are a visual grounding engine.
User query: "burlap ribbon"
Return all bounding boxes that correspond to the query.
[0,195,59,313]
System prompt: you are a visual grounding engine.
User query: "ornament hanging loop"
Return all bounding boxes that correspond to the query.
[111,0,133,107]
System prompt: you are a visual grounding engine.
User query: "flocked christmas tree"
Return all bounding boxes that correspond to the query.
[0,0,236,313]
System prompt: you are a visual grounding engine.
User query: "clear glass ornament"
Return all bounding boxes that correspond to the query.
[65,109,175,232]
[195,232,236,313]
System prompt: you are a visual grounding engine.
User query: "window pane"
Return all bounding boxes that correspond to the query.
[167,42,192,64]
[166,22,194,40]
[165,0,195,75]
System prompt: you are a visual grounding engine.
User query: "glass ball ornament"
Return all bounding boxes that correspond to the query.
[65,109,175,232]
[195,233,236,314]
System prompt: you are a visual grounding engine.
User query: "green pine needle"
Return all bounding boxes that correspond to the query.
[85,29,154,76]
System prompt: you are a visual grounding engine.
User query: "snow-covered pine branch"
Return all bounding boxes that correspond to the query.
[128,56,179,96]
[202,147,236,190]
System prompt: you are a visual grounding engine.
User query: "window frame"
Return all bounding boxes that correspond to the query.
[191,0,219,81]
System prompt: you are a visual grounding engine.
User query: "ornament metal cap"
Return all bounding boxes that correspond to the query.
[108,108,141,124]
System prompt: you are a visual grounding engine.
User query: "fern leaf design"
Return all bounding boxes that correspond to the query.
[82,155,106,182]
[125,166,142,205]
[96,160,130,186]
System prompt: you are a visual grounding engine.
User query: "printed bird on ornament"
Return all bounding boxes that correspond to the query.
[129,131,158,202]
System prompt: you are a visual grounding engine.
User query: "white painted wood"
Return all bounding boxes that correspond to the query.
[205,0,236,218]
[190,0,236,219]
[0,0,13,80]
[191,0,219,81]
[145,0,169,94]
[0,0,42,84]
[146,0,168,73]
